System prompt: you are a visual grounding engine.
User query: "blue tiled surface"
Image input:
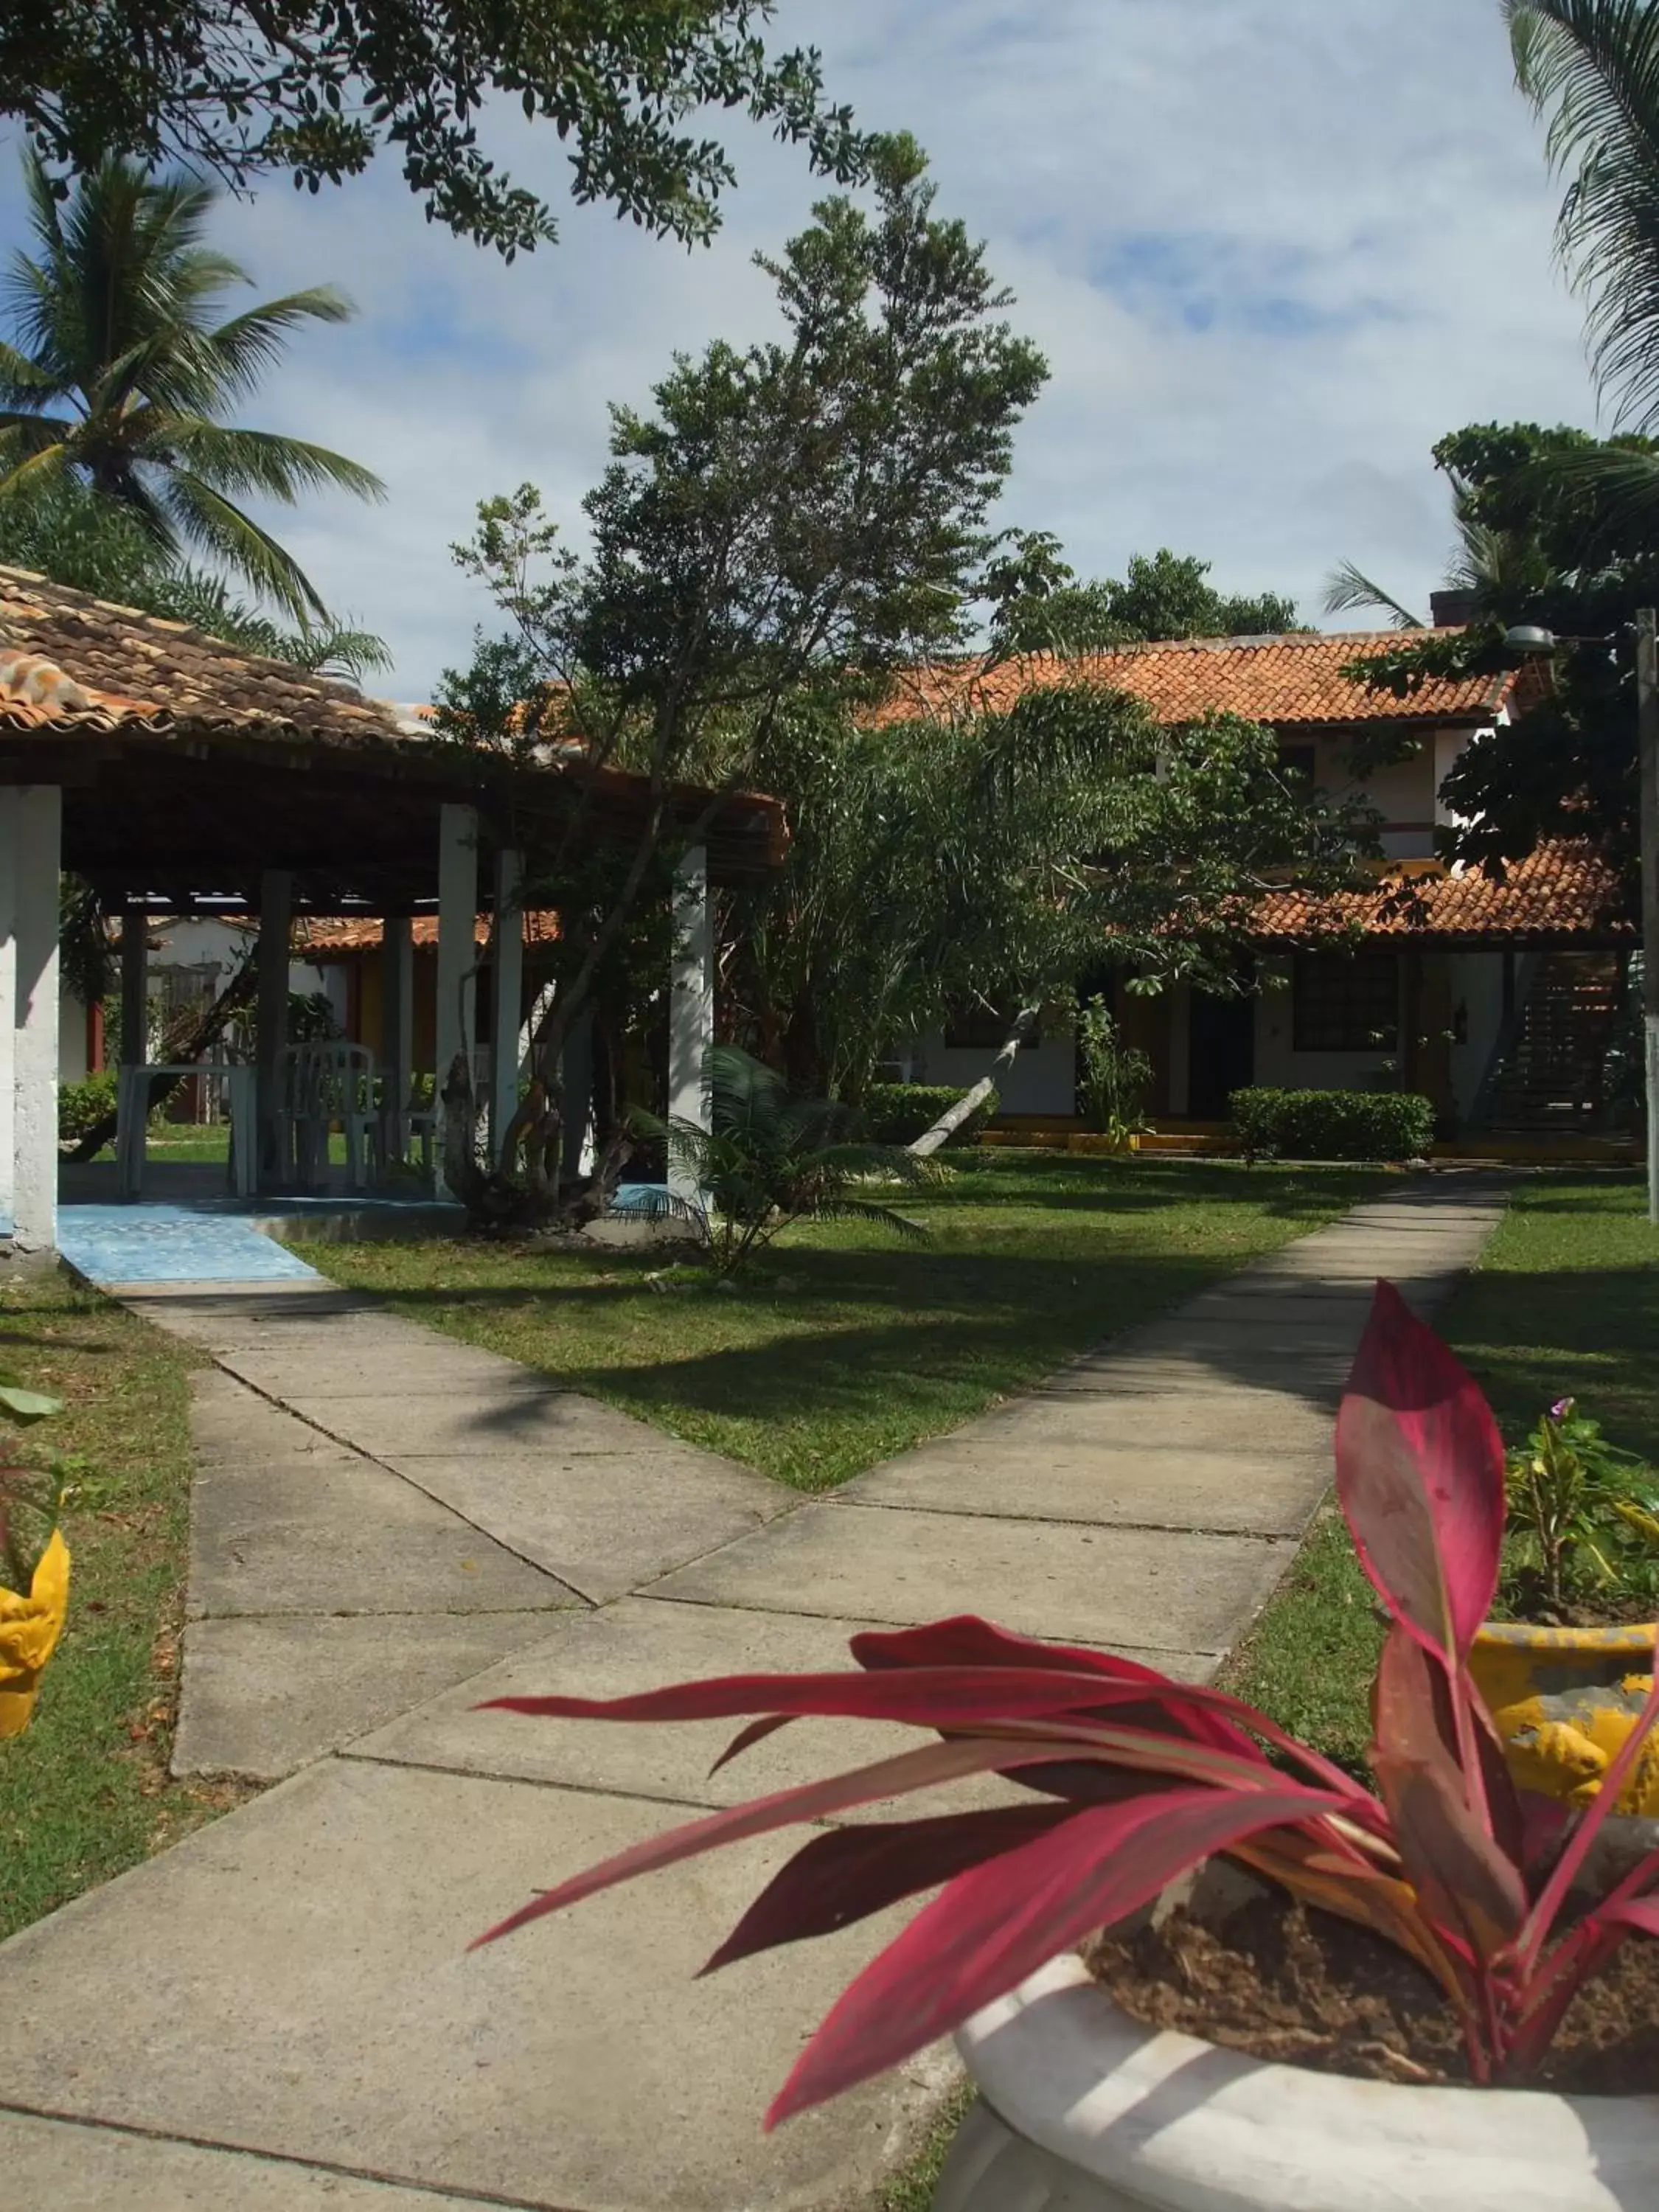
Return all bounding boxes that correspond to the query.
[58,1205,322,1287]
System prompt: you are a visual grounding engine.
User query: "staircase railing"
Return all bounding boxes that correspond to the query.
[1468,952,1542,1133]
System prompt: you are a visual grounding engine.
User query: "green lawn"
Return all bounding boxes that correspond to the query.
[0,1274,247,1940]
[1222,1174,1659,1773]
[293,1153,1382,1491]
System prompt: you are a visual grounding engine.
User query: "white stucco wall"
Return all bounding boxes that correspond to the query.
[1253,958,1394,1095]
[906,1029,1077,1116]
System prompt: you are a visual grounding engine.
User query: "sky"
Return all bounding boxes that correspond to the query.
[0,0,1609,700]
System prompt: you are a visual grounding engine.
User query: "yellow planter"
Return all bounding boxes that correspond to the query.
[0,1529,71,1739]
[1470,1620,1659,1814]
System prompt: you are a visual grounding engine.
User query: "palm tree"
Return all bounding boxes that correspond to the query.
[1507,0,1659,428]
[0,150,384,622]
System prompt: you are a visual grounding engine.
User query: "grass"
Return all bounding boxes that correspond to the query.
[1222,1173,1659,1774]
[0,1270,248,1940]
[293,1152,1382,1490]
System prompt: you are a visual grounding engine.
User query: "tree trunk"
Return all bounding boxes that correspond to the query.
[907,1006,1037,1158]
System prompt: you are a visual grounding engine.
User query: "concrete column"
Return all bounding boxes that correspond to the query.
[0,793,16,1237]
[489,848,524,1168]
[668,846,714,1204]
[12,787,61,1251]
[434,803,479,1194]
[254,869,293,1190]
[381,915,414,1160]
[119,908,147,1066]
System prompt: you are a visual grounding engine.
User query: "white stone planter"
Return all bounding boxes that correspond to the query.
[932,1955,1657,2212]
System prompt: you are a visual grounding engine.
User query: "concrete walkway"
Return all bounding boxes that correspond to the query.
[0,1178,1506,2209]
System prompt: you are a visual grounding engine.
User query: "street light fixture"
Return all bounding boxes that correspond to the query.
[1503,616,1659,1225]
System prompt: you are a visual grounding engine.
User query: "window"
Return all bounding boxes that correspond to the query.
[1292,953,1399,1054]
[942,1004,1038,1051]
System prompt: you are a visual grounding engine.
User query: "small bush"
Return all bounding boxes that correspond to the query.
[860,1083,999,1147]
[58,1072,118,1144]
[1229,1086,1435,1163]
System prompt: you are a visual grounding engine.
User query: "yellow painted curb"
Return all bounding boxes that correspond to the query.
[1470,1620,1659,1814]
[0,1528,71,1739]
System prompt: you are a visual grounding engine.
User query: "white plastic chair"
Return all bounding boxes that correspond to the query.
[280,1043,381,1191]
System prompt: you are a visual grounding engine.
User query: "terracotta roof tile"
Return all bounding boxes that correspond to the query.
[0,565,409,744]
[1250,840,1631,947]
[877,630,1521,731]
[300,912,562,956]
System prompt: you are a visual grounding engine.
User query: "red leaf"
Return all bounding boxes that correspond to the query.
[765,1784,1343,2126]
[1370,1749,1527,1964]
[1371,1623,1523,1860]
[471,1732,1153,1952]
[702,1804,1074,1974]
[1336,1284,1505,1669]
[1595,1897,1659,1941]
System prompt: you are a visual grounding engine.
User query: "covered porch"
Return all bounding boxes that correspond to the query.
[0,566,785,1261]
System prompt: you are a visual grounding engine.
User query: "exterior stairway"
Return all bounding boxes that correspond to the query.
[1482,952,1626,1133]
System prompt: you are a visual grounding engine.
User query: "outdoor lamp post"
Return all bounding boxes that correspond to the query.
[1503,619,1659,1225]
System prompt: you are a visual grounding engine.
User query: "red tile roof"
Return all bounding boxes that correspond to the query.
[876,630,1523,731]
[300,912,562,957]
[0,645,161,730]
[1249,841,1632,948]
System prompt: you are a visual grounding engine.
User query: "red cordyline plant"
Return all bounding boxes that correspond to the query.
[473,1284,1659,2124]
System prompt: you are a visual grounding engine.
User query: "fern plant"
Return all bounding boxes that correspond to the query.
[631,1046,942,1277]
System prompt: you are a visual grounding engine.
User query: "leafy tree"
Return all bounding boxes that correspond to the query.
[992,544,1304,655]
[0,476,389,679]
[0,151,383,622]
[725,683,1378,1103]
[1,0,865,261]
[435,135,1049,1214]
[1340,420,1659,879]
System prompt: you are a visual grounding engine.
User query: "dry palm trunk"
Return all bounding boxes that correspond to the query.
[906,1006,1039,1158]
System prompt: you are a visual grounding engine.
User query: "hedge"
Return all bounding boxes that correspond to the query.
[860,1082,1000,1147]
[58,1071,119,1144]
[1228,1086,1435,1163]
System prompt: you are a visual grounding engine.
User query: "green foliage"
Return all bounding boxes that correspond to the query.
[992,546,1304,656]
[1502,1395,1659,1618]
[0,151,384,622]
[0,1376,63,1593]
[1229,1086,1436,1162]
[2,1,866,260]
[1507,0,1659,428]
[633,1045,942,1277]
[0,479,389,676]
[440,139,1051,1133]
[732,689,1377,1101]
[860,1084,998,1147]
[58,1071,117,1144]
[1075,997,1152,1145]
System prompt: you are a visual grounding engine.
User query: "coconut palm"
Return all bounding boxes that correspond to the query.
[0,150,384,622]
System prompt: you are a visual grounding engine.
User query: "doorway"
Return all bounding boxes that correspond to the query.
[1187,990,1255,1119]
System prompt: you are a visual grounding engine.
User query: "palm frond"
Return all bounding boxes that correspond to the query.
[1321,560,1425,628]
[159,469,330,620]
[795,1197,928,1240]
[152,420,386,505]
[1507,0,1659,427]
[206,290,358,400]
[1514,436,1659,541]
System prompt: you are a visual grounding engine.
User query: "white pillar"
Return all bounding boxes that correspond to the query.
[434,803,478,1194]
[489,848,524,1168]
[381,915,414,1161]
[0,794,16,1237]
[12,787,61,1251]
[668,846,714,1204]
[254,869,293,1190]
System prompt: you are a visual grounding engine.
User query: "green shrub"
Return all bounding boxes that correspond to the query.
[58,1072,118,1144]
[1228,1086,1435,1163]
[860,1082,999,1147]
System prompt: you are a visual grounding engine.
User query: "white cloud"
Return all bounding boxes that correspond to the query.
[0,0,1601,692]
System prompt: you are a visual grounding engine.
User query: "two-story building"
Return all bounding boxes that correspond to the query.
[894,625,1632,1138]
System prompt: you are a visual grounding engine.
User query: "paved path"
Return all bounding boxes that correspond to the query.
[0,1177,1506,2209]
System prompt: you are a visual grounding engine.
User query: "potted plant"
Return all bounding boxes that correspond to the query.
[468,1287,1659,2211]
[1472,1397,1659,1817]
[0,1382,69,1739]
